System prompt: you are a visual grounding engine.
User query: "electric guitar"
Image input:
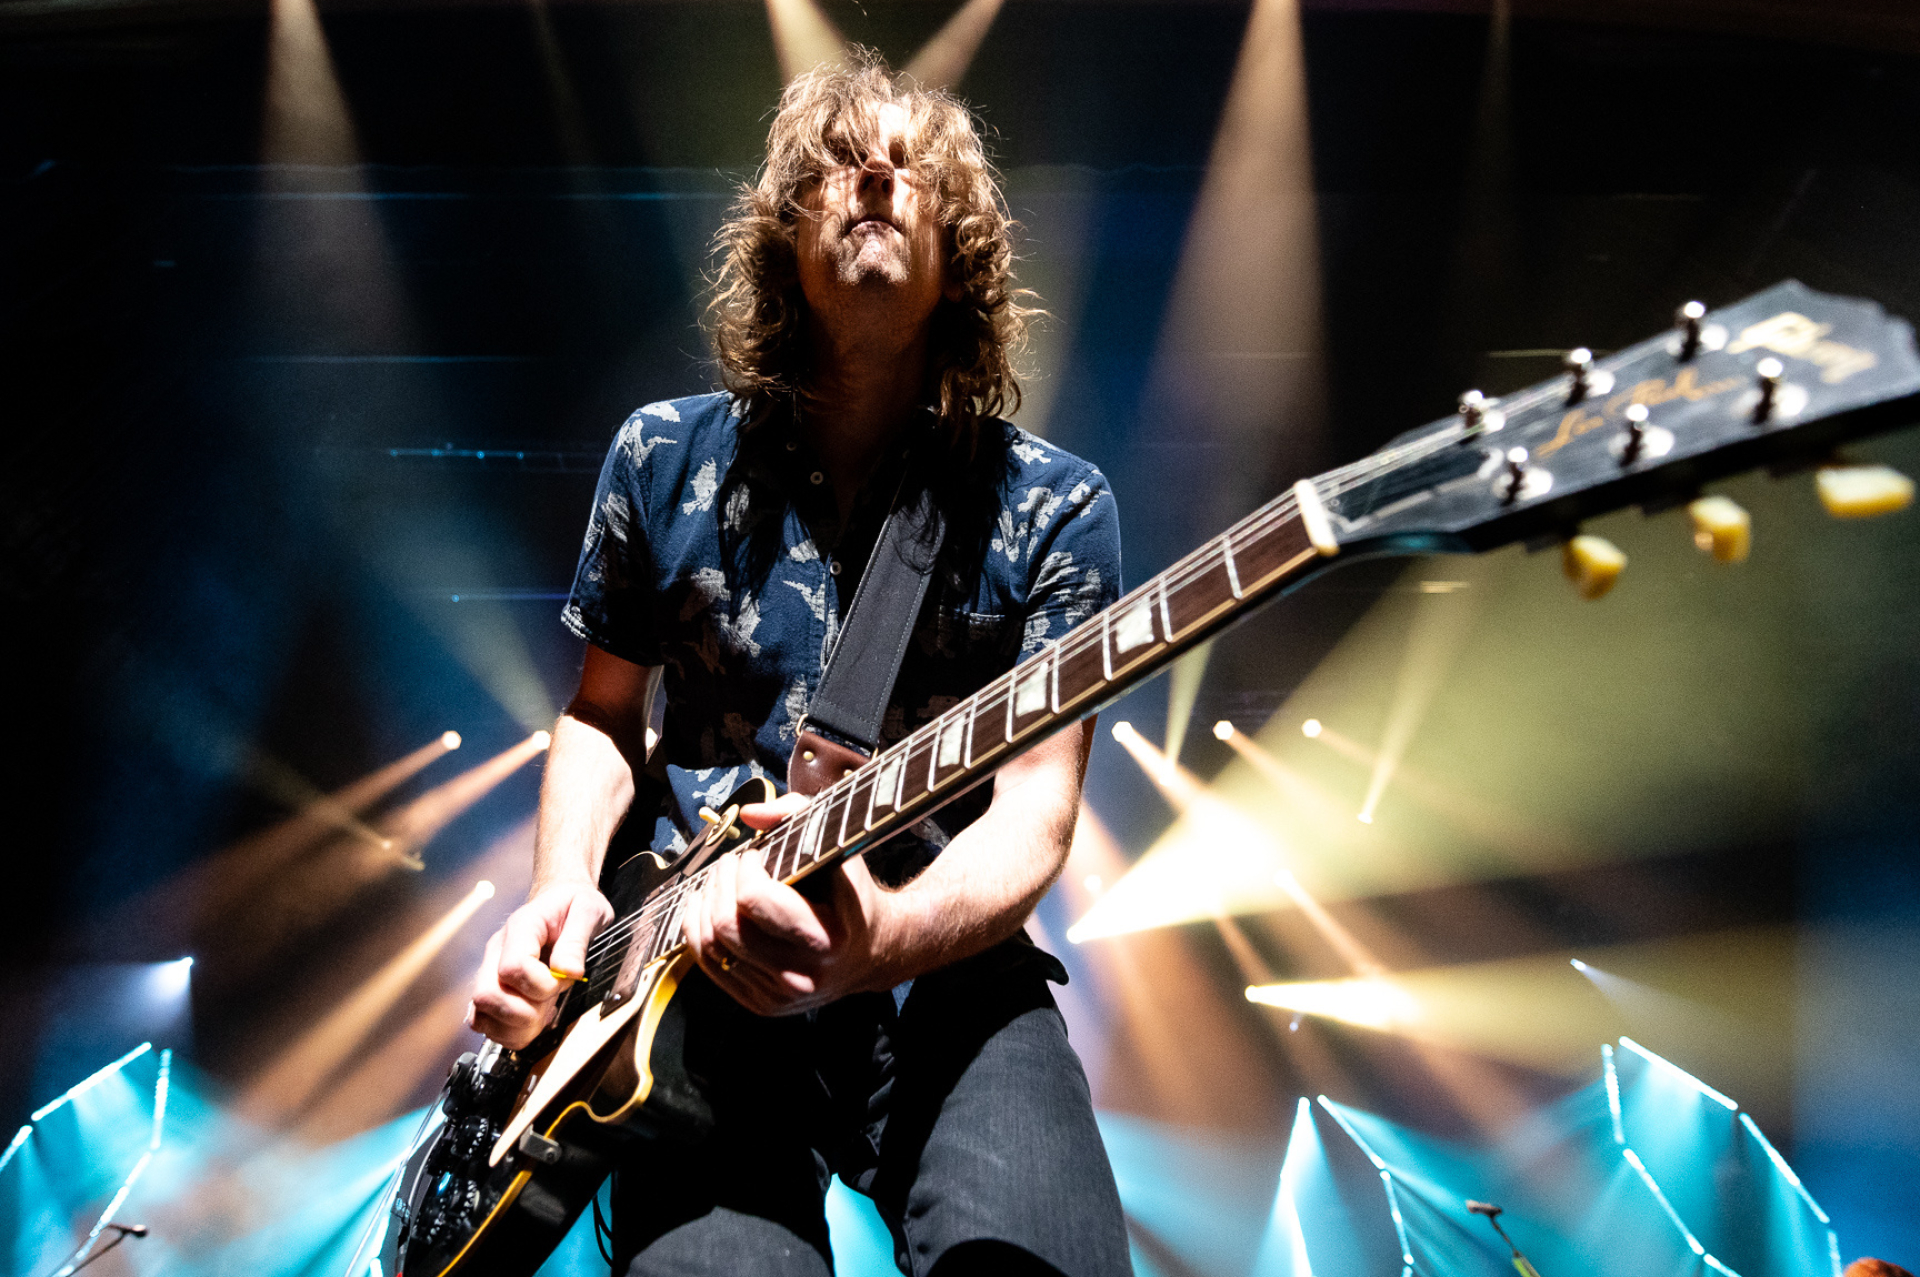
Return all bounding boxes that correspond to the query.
[375,279,1919,1276]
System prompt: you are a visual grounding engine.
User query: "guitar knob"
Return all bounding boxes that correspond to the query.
[1620,403,1650,465]
[1675,300,1706,360]
[1562,535,1626,600]
[1688,495,1752,563]
[1753,357,1785,422]
[1816,464,1916,518]
[1564,347,1594,404]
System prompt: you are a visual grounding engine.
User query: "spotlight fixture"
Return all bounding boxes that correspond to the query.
[1110,721,1135,742]
[476,880,496,900]
[441,731,463,751]
[1213,720,1235,741]
[1301,718,1323,738]
[532,730,553,750]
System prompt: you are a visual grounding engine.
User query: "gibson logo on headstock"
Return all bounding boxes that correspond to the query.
[1728,311,1878,383]
[1535,367,1740,457]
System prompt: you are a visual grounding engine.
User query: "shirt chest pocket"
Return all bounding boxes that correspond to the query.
[916,605,1018,665]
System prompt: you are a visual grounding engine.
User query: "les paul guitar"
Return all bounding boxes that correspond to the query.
[373,280,1919,1277]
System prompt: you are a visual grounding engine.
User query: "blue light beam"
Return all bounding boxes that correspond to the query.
[30,1042,152,1122]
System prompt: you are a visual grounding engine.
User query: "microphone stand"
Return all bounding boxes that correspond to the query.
[44,1223,148,1277]
[1466,1201,1545,1277]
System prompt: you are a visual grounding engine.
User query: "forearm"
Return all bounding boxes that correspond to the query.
[531,711,637,895]
[871,719,1090,982]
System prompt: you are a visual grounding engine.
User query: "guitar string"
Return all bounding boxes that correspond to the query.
[578,370,1599,974]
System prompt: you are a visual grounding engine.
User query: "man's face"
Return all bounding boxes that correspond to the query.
[794,102,954,331]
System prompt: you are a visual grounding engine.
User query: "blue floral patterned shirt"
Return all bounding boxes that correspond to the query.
[563,391,1122,881]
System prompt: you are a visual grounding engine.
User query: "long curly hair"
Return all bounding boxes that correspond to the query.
[709,50,1035,457]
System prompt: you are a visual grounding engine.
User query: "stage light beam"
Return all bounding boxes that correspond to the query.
[902,0,1006,90]
[1356,571,1481,826]
[379,731,551,861]
[31,1043,153,1123]
[765,0,846,82]
[243,880,500,1123]
[1144,0,1328,522]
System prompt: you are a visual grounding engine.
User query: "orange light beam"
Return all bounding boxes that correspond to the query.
[1110,721,1384,978]
[764,0,845,82]
[903,0,1006,90]
[1357,581,1480,824]
[379,730,551,862]
[242,880,497,1123]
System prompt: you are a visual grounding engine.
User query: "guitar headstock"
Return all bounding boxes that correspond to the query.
[1319,281,1920,561]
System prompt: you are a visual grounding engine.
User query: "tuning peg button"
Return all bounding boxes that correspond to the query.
[1753,357,1784,422]
[1675,301,1706,360]
[1816,464,1916,518]
[1621,404,1649,465]
[1562,535,1626,599]
[1688,495,1752,563]
[1457,390,1503,437]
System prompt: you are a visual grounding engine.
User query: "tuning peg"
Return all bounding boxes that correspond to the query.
[1564,347,1594,404]
[1753,357,1785,423]
[1816,464,1916,518]
[1620,403,1650,465]
[1502,446,1530,502]
[1688,495,1752,563]
[1675,301,1706,360]
[1457,390,1502,437]
[1562,535,1626,599]
[1459,390,1487,433]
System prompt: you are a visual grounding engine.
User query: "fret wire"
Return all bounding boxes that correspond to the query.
[961,686,979,770]
[1003,665,1018,744]
[832,784,854,851]
[1049,641,1062,715]
[918,729,939,794]
[862,752,883,831]
[1100,607,1114,682]
[1222,533,1243,599]
[1157,572,1173,645]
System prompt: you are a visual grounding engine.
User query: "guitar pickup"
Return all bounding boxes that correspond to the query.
[516,1131,564,1166]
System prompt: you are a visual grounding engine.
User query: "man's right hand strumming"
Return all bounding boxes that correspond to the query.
[469,881,614,1049]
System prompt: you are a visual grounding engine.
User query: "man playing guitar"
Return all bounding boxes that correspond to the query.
[470,51,1132,1277]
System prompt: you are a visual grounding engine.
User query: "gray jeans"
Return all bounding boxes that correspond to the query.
[609,942,1130,1277]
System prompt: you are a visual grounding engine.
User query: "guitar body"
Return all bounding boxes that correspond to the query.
[385,780,778,1277]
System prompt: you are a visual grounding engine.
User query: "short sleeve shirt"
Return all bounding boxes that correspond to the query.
[563,391,1123,875]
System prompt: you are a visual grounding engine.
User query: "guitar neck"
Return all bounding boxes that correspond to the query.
[596,482,1334,987]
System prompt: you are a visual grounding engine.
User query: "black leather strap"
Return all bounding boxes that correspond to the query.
[804,469,945,755]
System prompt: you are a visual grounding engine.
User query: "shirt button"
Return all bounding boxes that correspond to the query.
[829,560,842,576]
[809,471,825,485]
[786,440,799,452]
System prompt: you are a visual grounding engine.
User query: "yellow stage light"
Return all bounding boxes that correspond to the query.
[380,731,551,860]
[1246,976,1421,1032]
[764,0,845,82]
[1301,718,1322,738]
[243,878,501,1123]
[902,0,1005,90]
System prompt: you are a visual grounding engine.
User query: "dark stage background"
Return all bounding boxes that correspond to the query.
[5,0,1920,1266]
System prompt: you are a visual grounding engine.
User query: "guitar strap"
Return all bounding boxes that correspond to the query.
[787,450,945,796]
